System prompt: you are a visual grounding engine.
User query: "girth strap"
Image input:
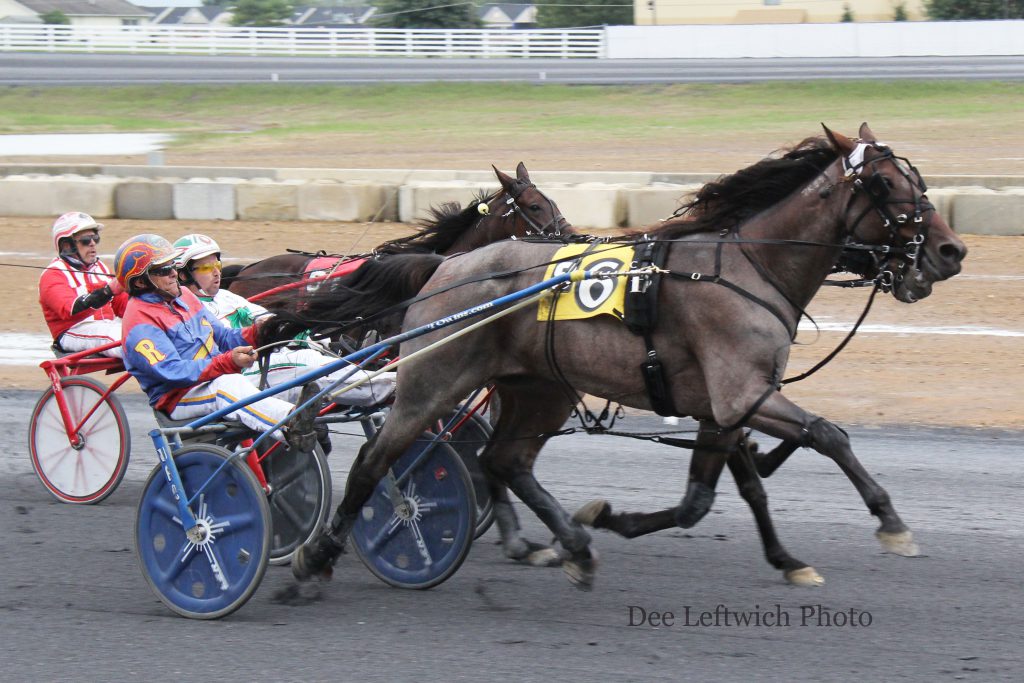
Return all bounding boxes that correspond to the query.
[625,238,679,417]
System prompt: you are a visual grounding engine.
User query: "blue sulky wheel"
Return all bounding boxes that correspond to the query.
[352,434,476,589]
[135,444,271,620]
[439,411,495,539]
[262,443,331,566]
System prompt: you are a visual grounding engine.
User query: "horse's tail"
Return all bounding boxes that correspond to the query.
[259,253,445,345]
[220,264,246,291]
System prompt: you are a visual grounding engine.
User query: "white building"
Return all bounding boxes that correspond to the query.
[636,0,927,26]
[0,0,151,25]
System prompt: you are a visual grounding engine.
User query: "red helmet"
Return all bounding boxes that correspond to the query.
[113,234,180,293]
[52,212,103,253]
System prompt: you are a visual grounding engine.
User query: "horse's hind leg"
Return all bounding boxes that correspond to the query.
[747,392,919,557]
[484,382,597,588]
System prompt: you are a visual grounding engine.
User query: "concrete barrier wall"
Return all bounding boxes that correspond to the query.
[0,168,1021,235]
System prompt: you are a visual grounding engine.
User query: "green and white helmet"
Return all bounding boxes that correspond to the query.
[173,234,221,268]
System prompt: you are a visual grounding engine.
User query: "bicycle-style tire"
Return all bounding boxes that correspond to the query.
[135,444,271,620]
[28,376,130,504]
[261,443,332,566]
[352,434,476,590]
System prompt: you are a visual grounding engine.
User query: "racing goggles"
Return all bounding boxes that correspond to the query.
[148,263,178,278]
[191,260,223,275]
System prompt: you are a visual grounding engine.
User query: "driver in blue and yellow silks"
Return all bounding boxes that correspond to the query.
[115,233,318,453]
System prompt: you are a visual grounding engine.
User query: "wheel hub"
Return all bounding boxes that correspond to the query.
[395,496,418,522]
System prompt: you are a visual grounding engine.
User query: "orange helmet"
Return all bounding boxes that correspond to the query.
[113,234,180,293]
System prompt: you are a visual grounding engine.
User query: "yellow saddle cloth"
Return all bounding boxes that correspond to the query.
[537,243,633,321]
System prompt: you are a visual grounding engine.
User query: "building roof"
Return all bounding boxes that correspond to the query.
[290,6,376,27]
[146,5,226,24]
[16,0,150,17]
[478,3,535,23]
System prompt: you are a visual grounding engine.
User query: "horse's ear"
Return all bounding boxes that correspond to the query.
[822,123,856,156]
[857,122,877,142]
[493,165,516,192]
[516,161,530,182]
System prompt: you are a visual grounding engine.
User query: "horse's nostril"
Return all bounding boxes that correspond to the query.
[939,242,966,263]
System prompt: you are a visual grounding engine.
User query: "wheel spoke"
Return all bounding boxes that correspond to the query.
[202,543,230,591]
[419,495,464,515]
[408,518,434,566]
[213,511,258,534]
[271,495,305,532]
[266,462,305,491]
[361,512,403,553]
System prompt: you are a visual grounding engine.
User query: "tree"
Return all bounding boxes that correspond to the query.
[371,0,481,29]
[40,10,70,24]
[840,3,855,21]
[893,2,909,20]
[230,0,295,27]
[925,0,1024,19]
[536,0,634,28]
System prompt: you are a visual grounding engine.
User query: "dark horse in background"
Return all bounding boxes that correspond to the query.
[222,162,570,302]
[268,124,965,589]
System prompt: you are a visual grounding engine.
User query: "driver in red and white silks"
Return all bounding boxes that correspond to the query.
[39,212,128,358]
[173,233,396,407]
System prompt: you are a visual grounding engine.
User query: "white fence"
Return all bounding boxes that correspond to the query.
[0,24,606,59]
[0,21,1021,60]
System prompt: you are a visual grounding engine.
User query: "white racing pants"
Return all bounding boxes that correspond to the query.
[242,347,396,406]
[168,373,296,441]
[59,319,123,358]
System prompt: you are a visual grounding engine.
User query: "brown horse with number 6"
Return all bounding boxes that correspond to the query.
[283,123,965,590]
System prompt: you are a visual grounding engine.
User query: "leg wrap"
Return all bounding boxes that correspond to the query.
[675,480,716,529]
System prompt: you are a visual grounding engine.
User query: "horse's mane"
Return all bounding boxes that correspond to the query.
[652,136,839,240]
[376,191,493,255]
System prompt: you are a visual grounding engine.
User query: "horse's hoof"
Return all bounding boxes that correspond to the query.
[506,540,561,567]
[573,500,611,528]
[291,540,337,583]
[526,547,563,567]
[563,549,599,591]
[784,566,824,587]
[876,530,920,557]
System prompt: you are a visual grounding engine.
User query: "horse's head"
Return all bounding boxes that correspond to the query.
[480,162,572,240]
[825,123,966,303]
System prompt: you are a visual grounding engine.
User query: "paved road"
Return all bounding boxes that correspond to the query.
[2,389,1021,681]
[3,53,1023,85]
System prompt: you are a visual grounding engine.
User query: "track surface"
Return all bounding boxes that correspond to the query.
[2,391,1021,681]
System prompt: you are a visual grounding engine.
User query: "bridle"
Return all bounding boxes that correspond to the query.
[479,180,569,238]
[838,140,934,293]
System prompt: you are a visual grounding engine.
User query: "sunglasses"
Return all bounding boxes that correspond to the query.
[148,264,177,278]
[191,260,223,275]
[76,235,101,246]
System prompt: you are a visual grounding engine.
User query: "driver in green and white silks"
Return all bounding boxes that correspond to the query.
[172,234,396,406]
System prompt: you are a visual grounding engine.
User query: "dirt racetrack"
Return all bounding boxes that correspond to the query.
[4,214,1020,429]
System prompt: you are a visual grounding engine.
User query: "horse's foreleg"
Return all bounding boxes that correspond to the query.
[574,421,728,537]
[727,439,822,586]
[803,417,918,556]
[748,392,918,557]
